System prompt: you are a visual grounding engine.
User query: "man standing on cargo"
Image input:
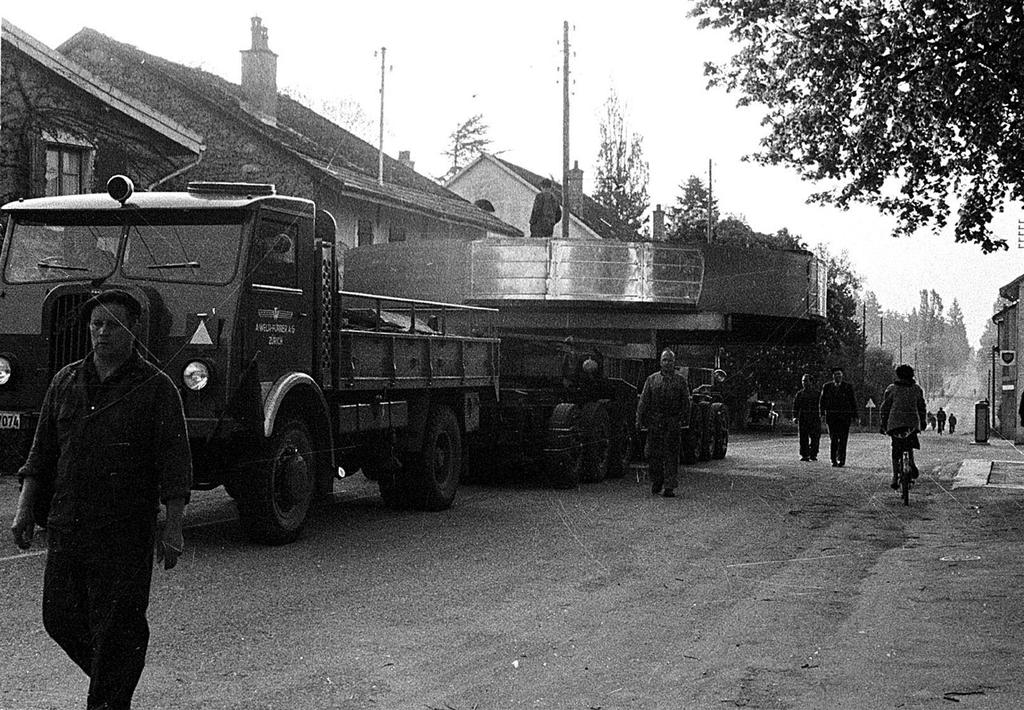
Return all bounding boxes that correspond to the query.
[10,289,191,710]
[529,178,562,237]
[636,348,691,498]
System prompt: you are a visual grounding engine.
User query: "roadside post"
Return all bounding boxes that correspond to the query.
[974,400,990,445]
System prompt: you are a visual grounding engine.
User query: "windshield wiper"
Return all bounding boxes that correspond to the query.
[146,261,201,270]
[37,261,90,272]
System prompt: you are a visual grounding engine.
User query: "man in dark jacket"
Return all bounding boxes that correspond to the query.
[636,349,691,498]
[879,364,927,488]
[792,373,821,461]
[10,289,191,710]
[529,179,562,237]
[936,407,947,434]
[819,366,859,467]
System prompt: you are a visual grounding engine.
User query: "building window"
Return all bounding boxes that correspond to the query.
[45,146,86,196]
[357,219,374,247]
[389,226,407,243]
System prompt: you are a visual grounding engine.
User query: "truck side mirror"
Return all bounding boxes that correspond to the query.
[315,209,338,248]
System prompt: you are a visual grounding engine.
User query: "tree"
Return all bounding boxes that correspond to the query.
[690,0,1024,252]
[282,88,375,142]
[668,175,718,242]
[593,89,650,237]
[440,114,491,183]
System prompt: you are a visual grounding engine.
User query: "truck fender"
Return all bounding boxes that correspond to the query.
[262,372,332,441]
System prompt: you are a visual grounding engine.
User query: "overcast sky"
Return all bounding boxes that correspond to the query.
[4,1,1023,347]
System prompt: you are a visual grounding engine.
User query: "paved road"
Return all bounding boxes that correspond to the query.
[2,430,1023,709]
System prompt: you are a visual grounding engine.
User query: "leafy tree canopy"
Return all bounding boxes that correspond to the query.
[593,88,650,238]
[691,0,1024,252]
[440,114,491,183]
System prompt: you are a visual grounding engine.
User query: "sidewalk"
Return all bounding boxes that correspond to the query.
[952,430,1024,490]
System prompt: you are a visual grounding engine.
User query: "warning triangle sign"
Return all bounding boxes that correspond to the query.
[190,320,213,346]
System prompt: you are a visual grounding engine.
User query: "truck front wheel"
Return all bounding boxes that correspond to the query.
[238,417,315,544]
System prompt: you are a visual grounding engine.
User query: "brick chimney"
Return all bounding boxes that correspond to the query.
[241,16,278,125]
[398,150,415,171]
[566,160,584,213]
[651,204,666,241]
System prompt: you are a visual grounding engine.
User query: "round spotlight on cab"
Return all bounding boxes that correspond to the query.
[182,361,210,391]
[0,356,12,386]
[107,175,134,205]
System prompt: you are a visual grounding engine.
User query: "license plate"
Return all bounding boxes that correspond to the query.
[0,412,21,429]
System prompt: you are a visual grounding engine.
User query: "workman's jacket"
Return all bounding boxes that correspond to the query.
[819,380,859,420]
[792,387,821,427]
[879,377,927,434]
[636,371,691,432]
[18,350,192,535]
[529,190,562,237]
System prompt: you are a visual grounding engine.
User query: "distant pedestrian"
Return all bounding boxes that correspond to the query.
[948,413,957,434]
[529,179,562,238]
[936,407,947,434]
[636,349,691,499]
[792,374,821,461]
[819,366,858,467]
[927,412,936,430]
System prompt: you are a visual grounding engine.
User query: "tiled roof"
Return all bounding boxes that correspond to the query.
[57,28,520,236]
[493,156,636,240]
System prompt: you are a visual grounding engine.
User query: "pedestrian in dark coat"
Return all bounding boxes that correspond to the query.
[636,349,691,498]
[879,364,927,488]
[529,179,562,238]
[936,407,947,434]
[10,290,191,710]
[819,366,858,467]
[792,373,821,461]
[948,413,957,434]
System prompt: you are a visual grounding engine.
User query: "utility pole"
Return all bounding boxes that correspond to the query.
[377,47,386,186]
[561,21,571,240]
[706,158,713,244]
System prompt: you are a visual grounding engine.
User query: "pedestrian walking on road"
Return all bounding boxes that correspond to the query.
[819,366,858,467]
[879,364,927,489]
[792,373,821,461]
[636,348,691,499]
[9,289,192,710]
[936,407,947,434]
[948,413,957,434]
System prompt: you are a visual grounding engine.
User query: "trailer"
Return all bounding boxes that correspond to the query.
[0,177,499,543]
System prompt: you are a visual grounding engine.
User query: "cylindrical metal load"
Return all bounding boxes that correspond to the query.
[975,400,990,443]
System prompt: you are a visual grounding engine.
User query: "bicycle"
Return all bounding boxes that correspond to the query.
[889,427,918,506]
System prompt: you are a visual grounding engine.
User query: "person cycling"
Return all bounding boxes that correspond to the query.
[879,364,927,489]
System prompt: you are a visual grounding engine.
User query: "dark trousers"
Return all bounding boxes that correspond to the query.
[43,530,154,710]
[646,425,681,491]
[826,415,852,464]
[798,422,820,459]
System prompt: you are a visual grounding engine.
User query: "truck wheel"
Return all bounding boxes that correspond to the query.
[238,417,315,545]
[579,402,611,483]
[400,405,462,511]
[712,409,729,460]
[606,417,633,479]
[545,403,582,488]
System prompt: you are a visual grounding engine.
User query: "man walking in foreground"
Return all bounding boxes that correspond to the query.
[10,289,191,710]
[636,348,691,498]
[819,366,858,467]
[792,373,821,461]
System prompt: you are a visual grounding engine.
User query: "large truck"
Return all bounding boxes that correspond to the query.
[0,177,501,543]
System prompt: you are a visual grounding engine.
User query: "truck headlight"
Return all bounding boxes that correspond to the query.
[183,361,210,391]
[0,357,11,386]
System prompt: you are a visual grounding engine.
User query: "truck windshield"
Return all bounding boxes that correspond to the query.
[3,210,245,285]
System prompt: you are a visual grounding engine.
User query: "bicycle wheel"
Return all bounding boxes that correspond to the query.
[900,450,911,506]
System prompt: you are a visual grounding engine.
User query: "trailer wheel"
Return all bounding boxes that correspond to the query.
[397,405,462,511]
[238,417,315,545]
[579,402,611,483]
[606,416,634,479]
[545,403,582,488]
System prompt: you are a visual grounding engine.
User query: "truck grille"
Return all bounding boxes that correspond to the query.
[48,292,92,372]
